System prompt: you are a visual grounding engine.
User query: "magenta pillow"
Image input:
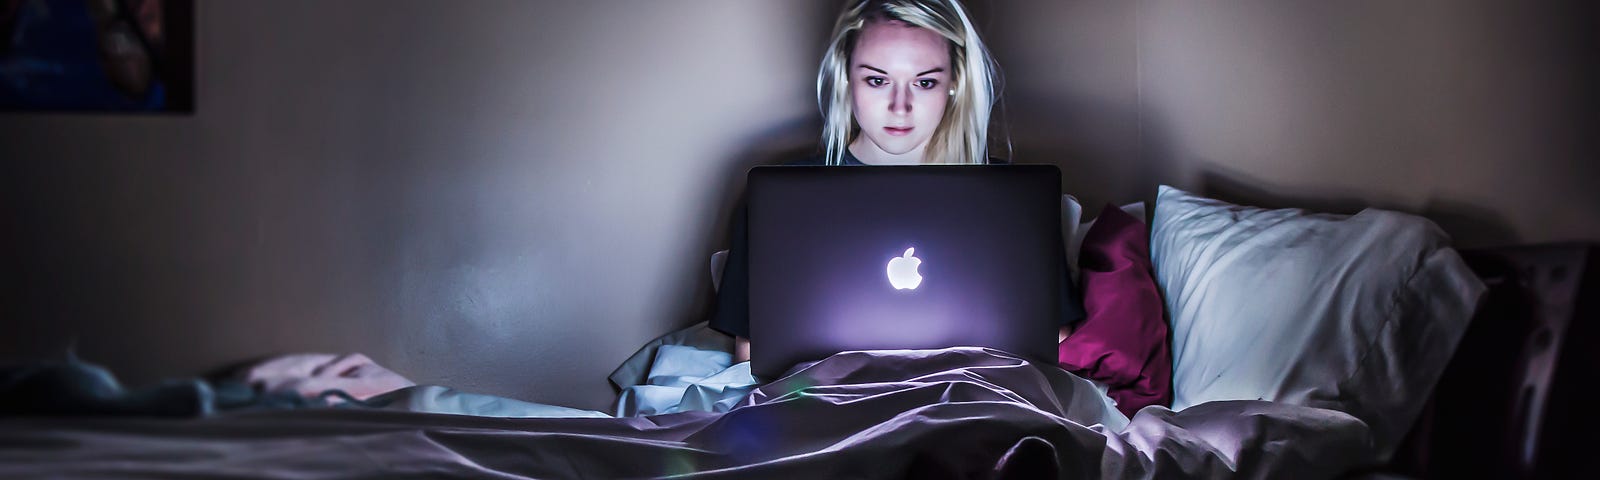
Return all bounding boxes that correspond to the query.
[1058,204,1173,418]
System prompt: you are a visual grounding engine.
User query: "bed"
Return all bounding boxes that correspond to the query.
[3,187,1590,479]
[2,346,1383,479]
[1383,243,1596,479]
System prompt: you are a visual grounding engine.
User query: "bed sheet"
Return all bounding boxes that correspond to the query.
[0,347,1375,479]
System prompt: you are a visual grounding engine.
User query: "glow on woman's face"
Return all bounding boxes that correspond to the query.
[849,20,951,164]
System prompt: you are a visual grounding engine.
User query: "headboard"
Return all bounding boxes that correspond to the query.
[1387,243,1597,478]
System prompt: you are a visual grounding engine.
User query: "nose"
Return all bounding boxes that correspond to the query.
[889,82,912,116]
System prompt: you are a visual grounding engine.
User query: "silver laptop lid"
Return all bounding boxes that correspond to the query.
[746,164,1061,378]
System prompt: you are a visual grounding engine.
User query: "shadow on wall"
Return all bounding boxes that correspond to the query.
[978,0,1153,213]
[1005,94,1153,211]
[1140,114,1589,252]
[673,2,839,332]
[677,116,822,329]
[1196,166,1520,250]
[1006,94,1178,217]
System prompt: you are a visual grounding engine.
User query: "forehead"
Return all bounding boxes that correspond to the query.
[851,20,950,72]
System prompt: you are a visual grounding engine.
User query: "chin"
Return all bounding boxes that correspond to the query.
[865,136,928,156]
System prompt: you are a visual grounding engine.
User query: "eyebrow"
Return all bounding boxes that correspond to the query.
[858,64,946,76]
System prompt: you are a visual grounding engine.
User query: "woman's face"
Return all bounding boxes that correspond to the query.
[849,20,951,164]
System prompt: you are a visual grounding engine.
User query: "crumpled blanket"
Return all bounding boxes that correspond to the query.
[608,321,1125,420]
[612,345,757,417]
[0,360,223,417]
[610,321,759,417]
[239,353,417,402]
[0,354,611,419]
[238,353,610,418]
[0,347,1377,479]
[355,384,610,418]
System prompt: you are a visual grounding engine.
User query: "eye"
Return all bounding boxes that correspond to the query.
[916,79,939,89]
[864,76,887,87]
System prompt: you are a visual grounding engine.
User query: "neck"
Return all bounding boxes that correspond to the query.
[849,138,927,165]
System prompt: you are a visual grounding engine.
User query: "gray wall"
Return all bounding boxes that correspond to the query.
[2,1,1595,411]
[1,1,834,411]
[993,0,1598,248]
[987,1,1148,211]
[1134,0,1599,247]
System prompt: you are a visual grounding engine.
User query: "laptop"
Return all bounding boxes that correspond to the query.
[746,164,1062,378]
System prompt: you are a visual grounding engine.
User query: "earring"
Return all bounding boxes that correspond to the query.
[947,89,955,96]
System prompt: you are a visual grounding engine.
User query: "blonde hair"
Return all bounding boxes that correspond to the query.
[817,0,1002,165]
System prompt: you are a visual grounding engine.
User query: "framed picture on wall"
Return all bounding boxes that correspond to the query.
[0,0,194,113]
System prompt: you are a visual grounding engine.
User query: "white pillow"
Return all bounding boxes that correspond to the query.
[1150,186,1483,461]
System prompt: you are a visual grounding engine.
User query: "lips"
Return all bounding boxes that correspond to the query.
[883,126,913,136]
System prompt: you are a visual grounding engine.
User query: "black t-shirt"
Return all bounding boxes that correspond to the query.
[708,150,1087,338]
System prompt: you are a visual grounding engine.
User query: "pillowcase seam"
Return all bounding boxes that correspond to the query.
[1330,255,1420,407]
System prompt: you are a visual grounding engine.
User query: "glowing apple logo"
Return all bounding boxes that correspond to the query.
[886,247,923,290]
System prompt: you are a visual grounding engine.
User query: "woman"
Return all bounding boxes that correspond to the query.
[712,0,1083,363]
